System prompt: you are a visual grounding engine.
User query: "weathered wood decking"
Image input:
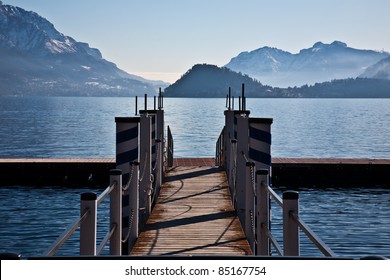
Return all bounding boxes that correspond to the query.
[130,165,252,255]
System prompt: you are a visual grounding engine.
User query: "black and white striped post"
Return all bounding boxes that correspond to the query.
[115,117,140,255]
[249,118,273,177]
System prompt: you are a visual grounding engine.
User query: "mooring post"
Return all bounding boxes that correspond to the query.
[139,113,152,227]
[80,192,97,255]
[109,169,122,255]
[283,191,300,256]
[115,117,140,255]
[256,169,270,256]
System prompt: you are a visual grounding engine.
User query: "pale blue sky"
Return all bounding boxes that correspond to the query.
[4,0,390,83]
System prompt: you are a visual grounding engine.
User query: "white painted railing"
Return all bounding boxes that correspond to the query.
[43,169,123,256]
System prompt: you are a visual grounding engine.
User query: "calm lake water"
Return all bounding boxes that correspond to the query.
[0,96,389,258]
[0,96,389,158]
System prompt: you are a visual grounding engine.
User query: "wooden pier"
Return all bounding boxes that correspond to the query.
[131,165,252,255]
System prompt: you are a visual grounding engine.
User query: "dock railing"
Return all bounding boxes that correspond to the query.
[43,169,125,256]
[216,86,337,257]
[216,127,337,257]
[254,168,337,257]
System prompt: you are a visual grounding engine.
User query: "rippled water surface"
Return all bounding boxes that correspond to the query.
[0,97,389,158]
[0,97,389,258]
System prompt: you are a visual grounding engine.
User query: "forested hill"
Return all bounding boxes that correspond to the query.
[164,64,288,98]
[164,64,390,98]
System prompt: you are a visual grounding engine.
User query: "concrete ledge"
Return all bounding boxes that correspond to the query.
[0,158,389,187]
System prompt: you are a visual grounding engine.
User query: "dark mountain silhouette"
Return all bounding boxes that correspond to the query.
[164,64,390,98]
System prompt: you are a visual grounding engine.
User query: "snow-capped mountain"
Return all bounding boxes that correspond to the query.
[359,56,390,80]
[225,41,389,87]
[0,1,167,96]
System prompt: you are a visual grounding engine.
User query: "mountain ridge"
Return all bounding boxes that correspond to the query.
[0,2,167,96]
[225,41,389,87]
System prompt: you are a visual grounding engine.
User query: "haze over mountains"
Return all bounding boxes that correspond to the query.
[0,1,167,96]
[1,1,390,98]
[225,41,389,87]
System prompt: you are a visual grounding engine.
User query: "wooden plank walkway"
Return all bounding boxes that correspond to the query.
[130,166,252,256]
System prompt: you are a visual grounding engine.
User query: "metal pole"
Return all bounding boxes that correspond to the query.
[228,87,231,110]
[283,191,300,256]
[144,93,147,111]
[80,192,97,255]
[135,96,138,115]
[256,169,270,256]
[158,88,162,109]
[242,83,246,111]
[139,114,152,228]
[236,115,249,225]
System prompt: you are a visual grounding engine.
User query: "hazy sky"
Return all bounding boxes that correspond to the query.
[4,0,390,83]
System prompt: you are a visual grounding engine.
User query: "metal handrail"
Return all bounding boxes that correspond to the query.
[43,209,90,256]
[264,226,283,256]
[266,184,336,257]
[96,223,117,256]
[290,212,337,257]
[268,186,283,207]
[97,181,117,205]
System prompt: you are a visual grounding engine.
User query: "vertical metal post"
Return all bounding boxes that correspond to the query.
[242,83,246,111]
[135,96,138,115]
[229,139,237,205]
[144,93,147,111]
[224,110,235,188]
[80,192,97,255]
[228,87,231,110]
[236,115,249,224]
[158,88,162,109]
[256,169,270,256]
[128,161,140,251]
[139,114,152,228]
[109,169,122,255]
[283,191,300,256]
[156,109,164,185]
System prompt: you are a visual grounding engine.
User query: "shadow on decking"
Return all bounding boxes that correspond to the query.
[144,210,236,231]
[164,166,225,182]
